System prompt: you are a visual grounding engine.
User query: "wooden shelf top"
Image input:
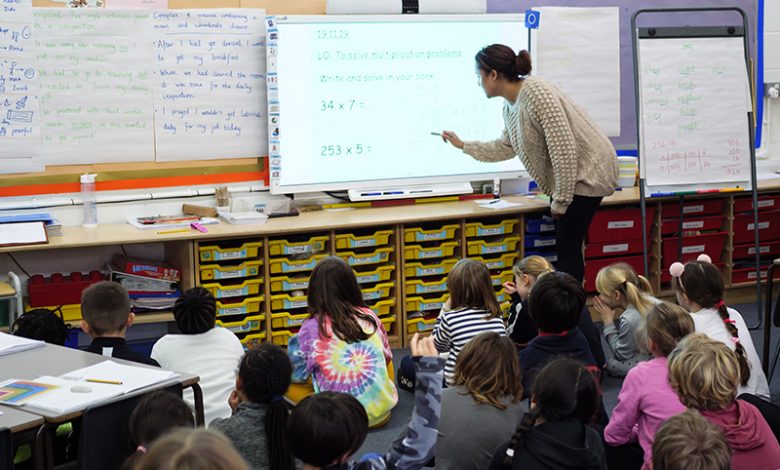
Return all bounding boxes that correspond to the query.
[2,180,779,254]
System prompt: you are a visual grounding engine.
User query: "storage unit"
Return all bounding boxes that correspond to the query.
[216,314,265,334]
[199,241,262,262]
[336,229,393,249]
[215,296,263,317]
[733,211,780,244]
[268,235,328,256]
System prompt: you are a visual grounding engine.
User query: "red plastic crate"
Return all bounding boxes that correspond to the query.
[733,240,780,260]
[587,207,656,244]
[28,271,107,307]
[584,255,645,293]
[585,239,646,260]
[662,232,727,265]
[733,211,780,244]
[733,195,780,213]
[661,199,724,218]
[660,215,724,235]
[731,265,780,284]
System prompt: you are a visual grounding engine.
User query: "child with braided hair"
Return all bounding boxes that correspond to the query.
[593,263,658,377]
[211,343,295,470]
[11,308,70,346]
[152,287,245,424]
[670,254,769,400]
[489,357,606,470]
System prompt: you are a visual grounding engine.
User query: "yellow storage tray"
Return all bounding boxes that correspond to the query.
[368,299,395,316]
[361,282,394,301]
[269,254,328,274]
[335,229,393,249]
[337,247,393,266]
[465,220,518,238]
[407,316,438,333]
[404,224,459,243]
[215,296,263,317]
[466,236,521,256]
[491,270,514,287]
[404,258,458,278]
[271,329,296,346]
[406,294,448,312]
[405,277,447,295]
[268,235,328,256]
[469,253,517,271]
[239,332,267,350]
[199,260,262,281]
[201,278,263,299]
[199,241,262,262]
[379,314,396,331]
[354,265,395,285]
[271,311,309,329]
[27,303,82,322]
[404,241,459,260]
[269,275,310,293]
[216,314,265,334]
[270,293,308,311]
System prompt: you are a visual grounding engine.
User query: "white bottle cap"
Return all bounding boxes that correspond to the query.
[81,173,96,184]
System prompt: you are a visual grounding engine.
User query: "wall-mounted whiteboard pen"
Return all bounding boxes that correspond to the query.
[430,131,441,136]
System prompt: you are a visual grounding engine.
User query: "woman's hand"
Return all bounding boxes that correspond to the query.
[592,296,617,325]
[503,281,517,295]
[441,130,464,150]
[550,206,565,220]
[410,333,439,358]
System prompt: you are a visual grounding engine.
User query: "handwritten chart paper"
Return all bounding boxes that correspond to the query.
[0,0,43,174]
[638,37,751,186]
[34,9,154,165]
[532,7,620,137]
[152,9,267,161]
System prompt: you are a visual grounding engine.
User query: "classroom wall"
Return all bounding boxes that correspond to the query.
[765,0,780,162]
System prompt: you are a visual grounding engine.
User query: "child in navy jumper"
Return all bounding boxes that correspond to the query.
[518,272,599,394]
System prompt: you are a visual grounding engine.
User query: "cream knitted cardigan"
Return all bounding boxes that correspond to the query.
[463,77,618,215]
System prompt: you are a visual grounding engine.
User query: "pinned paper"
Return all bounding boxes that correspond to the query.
[106,0,167,9]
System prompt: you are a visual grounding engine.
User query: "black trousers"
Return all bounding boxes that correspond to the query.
[556,195,603,283]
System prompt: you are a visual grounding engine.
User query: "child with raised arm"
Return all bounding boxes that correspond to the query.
[285,333,443,470]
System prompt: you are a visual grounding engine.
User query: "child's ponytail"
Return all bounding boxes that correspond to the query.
[715,299,751,386]
[502,407,542,467]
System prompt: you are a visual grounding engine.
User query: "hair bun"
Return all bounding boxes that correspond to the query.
[697,254,712,264]
[669,262,685,278]
[515,50,532,76]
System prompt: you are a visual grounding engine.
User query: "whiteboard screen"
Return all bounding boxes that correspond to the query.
[638,36,751,189]
[267,15,528,194]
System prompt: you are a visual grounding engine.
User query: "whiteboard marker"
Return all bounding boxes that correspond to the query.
[430,131,441,136]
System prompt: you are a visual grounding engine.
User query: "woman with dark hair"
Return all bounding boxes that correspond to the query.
[441,44,618,283]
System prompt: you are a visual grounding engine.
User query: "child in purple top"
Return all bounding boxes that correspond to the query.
[604,302,693,469]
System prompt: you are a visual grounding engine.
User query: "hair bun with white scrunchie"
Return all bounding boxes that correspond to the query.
[697,254,712,263]
[669,262,685,278]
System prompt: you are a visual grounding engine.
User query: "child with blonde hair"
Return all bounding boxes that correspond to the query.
[433,259,507,385]
[593,263,658,377]
[668,333,780,470]
[504,256,605,367]
[604,302,693,469]
[287,257,397,428]
[670,254,769,399]
[652,409,731,470]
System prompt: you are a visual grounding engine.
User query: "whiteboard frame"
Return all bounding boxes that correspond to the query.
[266,14,530,195]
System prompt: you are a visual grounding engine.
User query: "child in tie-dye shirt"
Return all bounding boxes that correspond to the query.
[288,257,398,427]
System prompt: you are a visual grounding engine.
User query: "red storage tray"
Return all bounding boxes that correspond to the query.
[734,195,780,213]
[28,271,107,307]
[660,215,724,235]
[661,262,725,284]
[661,199,725,218]
[731,265,780,284]
[661,232,727,265]
[585,239,646,260]
[733,240,780,260]
[587,207,656,244]
[733,210,780,244]
[584,255,645,293]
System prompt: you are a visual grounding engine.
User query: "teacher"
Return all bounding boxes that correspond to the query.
[441,44,618,283]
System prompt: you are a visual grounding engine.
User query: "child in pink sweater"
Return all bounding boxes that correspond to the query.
[604,302,692,469]
[668,333,780,470]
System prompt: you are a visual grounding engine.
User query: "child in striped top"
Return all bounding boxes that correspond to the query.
[432,259,507,385]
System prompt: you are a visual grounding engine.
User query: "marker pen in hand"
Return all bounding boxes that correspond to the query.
[430,131,441,136]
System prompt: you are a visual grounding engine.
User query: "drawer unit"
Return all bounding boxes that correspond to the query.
[404,224,459,243]
[354,265,395,285]
[216,314,265,334]
[268,235,328,256]
[662,232,727,264]
[404,241,459,260]
[337,247,393,267]
[404,259,459,278]
[734,195,780,213]
[269,254,328,274]
[335,229,393,249]
[585,239,646,259]
[405,277,448,295]
[270,293,308,311]
[660,215,724,235]
[199,241,262,263]
[271,311,309,329]
[465,219,518,238]
[199,260,262,281]
[238,332,267,350]
[202,278,263,299]
[466,237,520,256]
[362,282,394,301]
[733,211,780,244]
[215,296,263,317]
[406,294,448,313]
[407,316,438,334]
[587,208,656,243]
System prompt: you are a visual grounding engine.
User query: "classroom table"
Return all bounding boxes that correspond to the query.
[0,343,203,469]
[0,406,45,470]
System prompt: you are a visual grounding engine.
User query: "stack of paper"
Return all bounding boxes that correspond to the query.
[0,332,45,357]
[219,211,268,225]
[61,360,179,394]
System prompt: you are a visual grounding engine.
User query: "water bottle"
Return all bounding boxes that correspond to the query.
[81,173,97,228]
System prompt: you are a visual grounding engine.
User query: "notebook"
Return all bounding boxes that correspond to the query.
[0,332,45,357]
